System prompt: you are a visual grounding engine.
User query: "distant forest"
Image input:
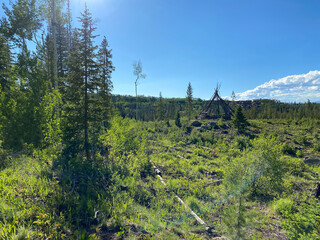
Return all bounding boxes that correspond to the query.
[113,94,320,121]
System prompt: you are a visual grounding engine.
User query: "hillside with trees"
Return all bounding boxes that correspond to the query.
[0,1,319,239]
[112,95,320,122]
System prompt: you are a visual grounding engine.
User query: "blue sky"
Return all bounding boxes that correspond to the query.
[2,0,320,101]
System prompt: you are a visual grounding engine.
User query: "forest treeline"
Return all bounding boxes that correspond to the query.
[113,94,320,121]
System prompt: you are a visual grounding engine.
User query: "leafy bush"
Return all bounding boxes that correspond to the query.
[248,137,285,197]
[273,198,295,215]
[283,157,306,176]
[313,141,320,152]
[296,149,304,158]
[186,196,201,214]
[189,130,203,145]
[280,199,320,239]
[0,141,9,169]
[297,133,308,146]
[235,135,251,151]
[282,143,296,156]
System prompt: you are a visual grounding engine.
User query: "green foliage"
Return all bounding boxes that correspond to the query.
[2,0,42,45]
[313,141,320,152]
[38,90,62,147]
[0,35,11,91]
[243,99,320,120]
[113,96,320,122]
[186,196,200,213]
[283,156,307,177]
[282,143,296,156]
[1,1,320,238]
[157,92,165,121]
[1,112,320,239]
[249,137,285,197]
[296,132,308,146]
[220,195,247,240]
[175,111,182,128]
[112,94,207,121]
[100,116,141,155]
[0,141,9,169]
[296,149,304,158]
[273,198,295,216]
[0,50,54,150]
[232,106,249,133]
[0,155,68,239]
[280,197,320,239]
[62,7,113,160]
[234,135,251,151]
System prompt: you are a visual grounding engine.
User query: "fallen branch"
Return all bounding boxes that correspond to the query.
[204,179,223,187]
[150,160,209,229]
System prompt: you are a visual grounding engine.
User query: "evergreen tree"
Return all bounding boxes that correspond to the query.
[232,105,249,133]
[186,82,193,121]
[79,5,98,160]
[56,19,68,79]
[0,34,11,91]
[169,100,177,119]
[231,91,236,101]
[63,6,113,161]
[97,36,114,126]
[63,29,84,158]
[158,92,165,121]
[175,111,182,128]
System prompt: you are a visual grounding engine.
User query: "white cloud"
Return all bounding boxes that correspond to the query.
[237,70,320,102]
[309,86,319,91]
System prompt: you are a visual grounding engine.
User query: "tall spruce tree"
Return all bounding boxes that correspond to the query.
[63,29,84,157]
[79,5,98,160]
[0,34,11,91]
[63,6,113,161]
[56,19,68,79]
[169,100,177,119]
[158,92,165,121]
[97,36,114,126]
[175,111,182,128]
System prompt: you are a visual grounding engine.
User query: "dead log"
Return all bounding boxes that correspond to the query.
[150,160,209,229]
[204,180,223,187]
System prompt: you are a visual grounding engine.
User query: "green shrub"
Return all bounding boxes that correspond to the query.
[248,137,286,197]
[313,142,320,152]
[280,199,320,239]
[189,130,203,144]
[0,142,9,169]
[282,143,296,156]
[284,157,306,176]
[297,133,308,146]
[235,136,251,151]
[296,149,304,158]
[273,198,295,215]
[186,196,200,213]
